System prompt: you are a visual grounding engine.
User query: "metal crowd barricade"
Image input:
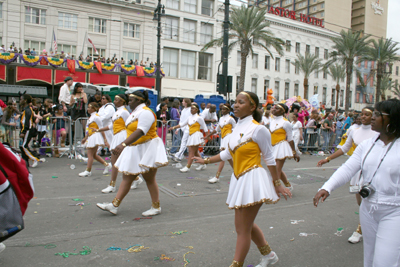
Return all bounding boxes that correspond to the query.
[73,117,89,159]
[0,124,20,149]
[38,116,74,158]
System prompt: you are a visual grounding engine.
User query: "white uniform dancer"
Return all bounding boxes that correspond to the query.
[291,115,303,155]
[204,103,236,183]
[97,91,168,216]
[79,102,112,177]
[98,97,115,147]
[173,99,192,162]
[317,107,376,244]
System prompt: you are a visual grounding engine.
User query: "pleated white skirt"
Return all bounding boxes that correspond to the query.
[86,133,105,148]
[110,130,127,151]
[114,137,168,175]
[272,141,293,160]
[186,131,204,147]
[226,168,280,209]
[220,134,231,151]
[104,130,113,145]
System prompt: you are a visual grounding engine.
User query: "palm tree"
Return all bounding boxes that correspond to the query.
[329,30,371,112]
[327,63,346,111]
[291,53,322,100]
[201,5,284,93]
[391,83,400,99]
[377,74,394,100]
[362,38,400,102]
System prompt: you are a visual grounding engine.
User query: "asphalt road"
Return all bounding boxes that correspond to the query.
[0,152,363,267]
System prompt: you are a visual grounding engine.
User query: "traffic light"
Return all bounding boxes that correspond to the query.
[217,74,232,94]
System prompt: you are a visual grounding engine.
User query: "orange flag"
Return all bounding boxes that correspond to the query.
[94,61,102,74]
[135,65,144,77]
[67,59,75,74]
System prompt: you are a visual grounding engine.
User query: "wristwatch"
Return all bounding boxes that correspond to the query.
[121,142,127,147]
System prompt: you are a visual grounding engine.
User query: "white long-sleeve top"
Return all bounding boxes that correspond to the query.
[98,103,115,129]
[201,108,218,131]
[125,103,155,134]
[220,115,276,166]
[107,106,130,132]
[340,124,377,154]
[321,134,400,206]
[58,83,71,105]
[269,115,293,142]
[179,107,191,132]
[179,113,207,131]
[215,114,236,132]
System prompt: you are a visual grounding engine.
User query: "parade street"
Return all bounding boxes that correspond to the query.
[1,154,363,267]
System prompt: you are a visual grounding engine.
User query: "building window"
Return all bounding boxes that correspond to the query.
[322,87,327,104]
[315,47,319,57]
[201,0,213,16]
[237,51,241,66]
[331,89,335,107]
[58,12,77,30]
[285,0,292,4]
[320,11,325,17]
[163,48,179,77]
[198,53,212,81]
[252,54,258,68]
[285,59,290,73]
[285,82,290,100]
[166,0,180,9]
[306,44,310,54]
[123,23,141,38]
[324,49,328,60]
[24,40,46,52]
[164,17,179,41]
[265,55,270,70]
[251,78,257,93]
[313,85,318,95]
[181,50,196,79]
[295,64,299,74]
[286,40,291,52]
[294,83,299,96]
[396,66,399,76]
[0,3,2,19]
[264,79,270,100]
[236,76,240,91]
[25,7,46,25]
[123,51,139,62]
[314,70,319,78]
[274,81,280,101]
[59,44,77,56]
[87,47,105,61]
[184,0,197,13]
[295,42,300,53]
[89,17,106,34]
[183,20,196,43]
[321,3,325,8]
[323,69,327,79]
[340,90,344,107]
[312,6,317,12]
[275,57,280,72]
[200,23,213,44]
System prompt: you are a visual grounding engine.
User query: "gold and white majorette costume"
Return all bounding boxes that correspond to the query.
[108,106,130,150]
[269,115,293,160]
[114,103,168,175]
[220,115,279,209]
[180,113,207,147]
[340,124,376,186]
[216,114,236,151]
[261,115,270,127]
[85,112,105,148]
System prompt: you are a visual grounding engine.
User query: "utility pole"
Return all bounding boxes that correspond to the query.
[153,0,165,103]
[222,0,230,100]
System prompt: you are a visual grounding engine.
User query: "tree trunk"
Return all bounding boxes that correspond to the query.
[238,51,248,95]
[336,83,340,111]
[303,77,308,100]
[376,62,382,103]
[345,59,353,113]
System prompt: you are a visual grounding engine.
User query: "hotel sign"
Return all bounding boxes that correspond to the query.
[268,6,324,28]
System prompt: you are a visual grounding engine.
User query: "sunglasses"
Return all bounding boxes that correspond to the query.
[372,111,390,117]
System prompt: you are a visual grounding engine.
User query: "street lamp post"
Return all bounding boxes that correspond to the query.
[153,0,165,103]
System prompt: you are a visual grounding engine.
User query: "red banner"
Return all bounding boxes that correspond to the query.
[0,65,6,82]
[16,66,52,84]
[67,59,75,74]
[89,72,119,85]
[94,61,102,74]
[55,70,86,85]
[127,76,155,88]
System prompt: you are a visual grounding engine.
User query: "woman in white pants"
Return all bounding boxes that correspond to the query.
[314,99,400,267]
[291,113,303,155]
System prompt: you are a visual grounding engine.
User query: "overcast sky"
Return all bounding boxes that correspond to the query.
[387,0,400,44]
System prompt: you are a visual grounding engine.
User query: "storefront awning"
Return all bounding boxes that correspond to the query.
[16,66,52,84]
[55,70,87,84]
[88,72,120,86]
[127,76,155,88]
[0,84,47,97]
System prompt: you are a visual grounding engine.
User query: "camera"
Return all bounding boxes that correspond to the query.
[359,183,376,198]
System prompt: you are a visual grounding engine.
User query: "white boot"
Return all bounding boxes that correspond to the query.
[131,176,144,190]
[79,170,92,177]
[31,160,38,168]
[180,166,190,173]
[102,185,116,193]
[348,232,363,243]
[103,163,112,174]
[208,177,219,183]
[255,251,279,267]
[142,202,161,216]
[195,164,207,171]
[96,202,118,215]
